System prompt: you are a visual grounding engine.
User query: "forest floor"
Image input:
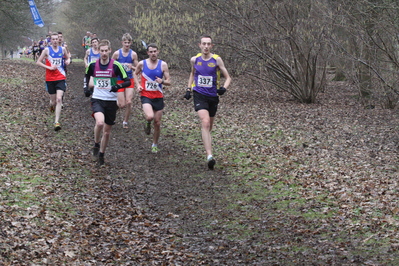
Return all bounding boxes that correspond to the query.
[1,59,399,265]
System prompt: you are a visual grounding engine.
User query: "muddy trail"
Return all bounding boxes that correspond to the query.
[1,60,269,265]
[4,59,398,265]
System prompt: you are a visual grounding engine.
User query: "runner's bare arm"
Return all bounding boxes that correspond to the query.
[187,56,196,89]
[133,61,144,91]
[216,57,231,89]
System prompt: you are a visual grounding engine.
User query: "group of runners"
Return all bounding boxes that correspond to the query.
[30,32,68,61]
[82,31,98,52]
[15,32,62,61]
[36,33,231,170]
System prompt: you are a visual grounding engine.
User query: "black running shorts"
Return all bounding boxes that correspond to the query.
[140,96,164,111]
[91,98,118,125]
[193,90,219,117]
[45,80,66,94]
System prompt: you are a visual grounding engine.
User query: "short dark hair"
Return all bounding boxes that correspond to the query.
[147,43,158,51]
[147,43,159,52]
[91,38,99,43]
[58,31,62,35]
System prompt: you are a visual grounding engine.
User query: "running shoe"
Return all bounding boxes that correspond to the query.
[92,146,99,161]
[54,122,61,131]
[49,100,55,112]
[98,156,105,166]
[144,122,151,135]
[151,146,159,153]
[207,156,216,170]
[123,121,128,129]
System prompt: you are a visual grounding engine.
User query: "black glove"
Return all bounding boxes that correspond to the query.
[184,89,191,100]
[84,87,92,97]
[110,84,121,92]
[217,87,227,95]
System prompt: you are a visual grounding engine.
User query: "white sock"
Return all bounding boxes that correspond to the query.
[207,155,213,160]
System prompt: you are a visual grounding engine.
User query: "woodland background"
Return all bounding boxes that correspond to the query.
[3,0,399,105]
[2,0,399,264]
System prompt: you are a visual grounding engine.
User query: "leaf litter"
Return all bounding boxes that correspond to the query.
[1,59,399,264]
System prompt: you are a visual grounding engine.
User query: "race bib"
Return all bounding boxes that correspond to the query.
[95,78,111,89]
[145,81,159,91]
[51,58,62,66]
[122,63,131,72]
[198,75,213,87]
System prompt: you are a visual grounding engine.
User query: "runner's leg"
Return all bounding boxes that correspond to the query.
[152,109,163,145]
[197,109,213,157]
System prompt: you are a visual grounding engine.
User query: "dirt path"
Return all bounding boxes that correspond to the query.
[6,59,395,264]
[64,61,246,263]
[1,59,245,264]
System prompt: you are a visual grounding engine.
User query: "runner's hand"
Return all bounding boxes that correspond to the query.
[184,89,191,100]
[217,87,227,95]
[110,84,121,92]
[84,87,92,97]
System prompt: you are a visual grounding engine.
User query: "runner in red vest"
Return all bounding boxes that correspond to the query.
[134,43,171,153]
[36,33,70,131]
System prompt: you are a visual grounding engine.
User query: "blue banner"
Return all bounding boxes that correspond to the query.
[28,0,44,27]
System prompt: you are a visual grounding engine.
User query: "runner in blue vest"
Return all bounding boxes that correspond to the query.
[134,43,171,153]
[84,38,100,68]
[83,38,100,97]
[36,33,71,131]
[38,37,46,56]
[112,33,138,128]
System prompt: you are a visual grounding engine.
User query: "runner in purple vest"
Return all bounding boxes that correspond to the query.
[184,35,232,170]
